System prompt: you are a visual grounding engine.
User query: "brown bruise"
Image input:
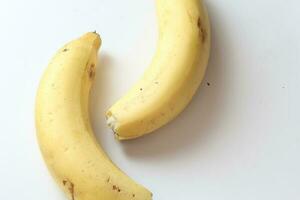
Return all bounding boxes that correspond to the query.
[87,63,96,79]
[197,17,207,43]
[112,185,121,193]
[62,179,75,200]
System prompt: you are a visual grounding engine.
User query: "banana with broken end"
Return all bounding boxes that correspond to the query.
[35,32,152,200]
[106,0,211,139]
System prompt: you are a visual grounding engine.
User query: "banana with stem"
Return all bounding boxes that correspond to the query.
[35,32,152,200]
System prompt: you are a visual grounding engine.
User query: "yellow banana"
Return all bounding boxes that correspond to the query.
[106,0,211,139]
[35,32,152,200]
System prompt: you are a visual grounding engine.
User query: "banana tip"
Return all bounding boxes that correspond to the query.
[106,112,117,131]
[80,32,101,49]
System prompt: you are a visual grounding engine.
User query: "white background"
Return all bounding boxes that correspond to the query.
[0,0,299,199]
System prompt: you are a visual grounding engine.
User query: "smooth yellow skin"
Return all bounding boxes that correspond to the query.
[106,0,211,139]
[36,33,152,200]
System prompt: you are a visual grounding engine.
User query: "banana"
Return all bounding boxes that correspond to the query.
[35,33,152,200]
[106,0,211,139]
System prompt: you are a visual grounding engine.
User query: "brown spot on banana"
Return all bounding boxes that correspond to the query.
[62,179,75,200]
[87,63,96,79]
[112,185,121,192]
[197,17,207,43]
